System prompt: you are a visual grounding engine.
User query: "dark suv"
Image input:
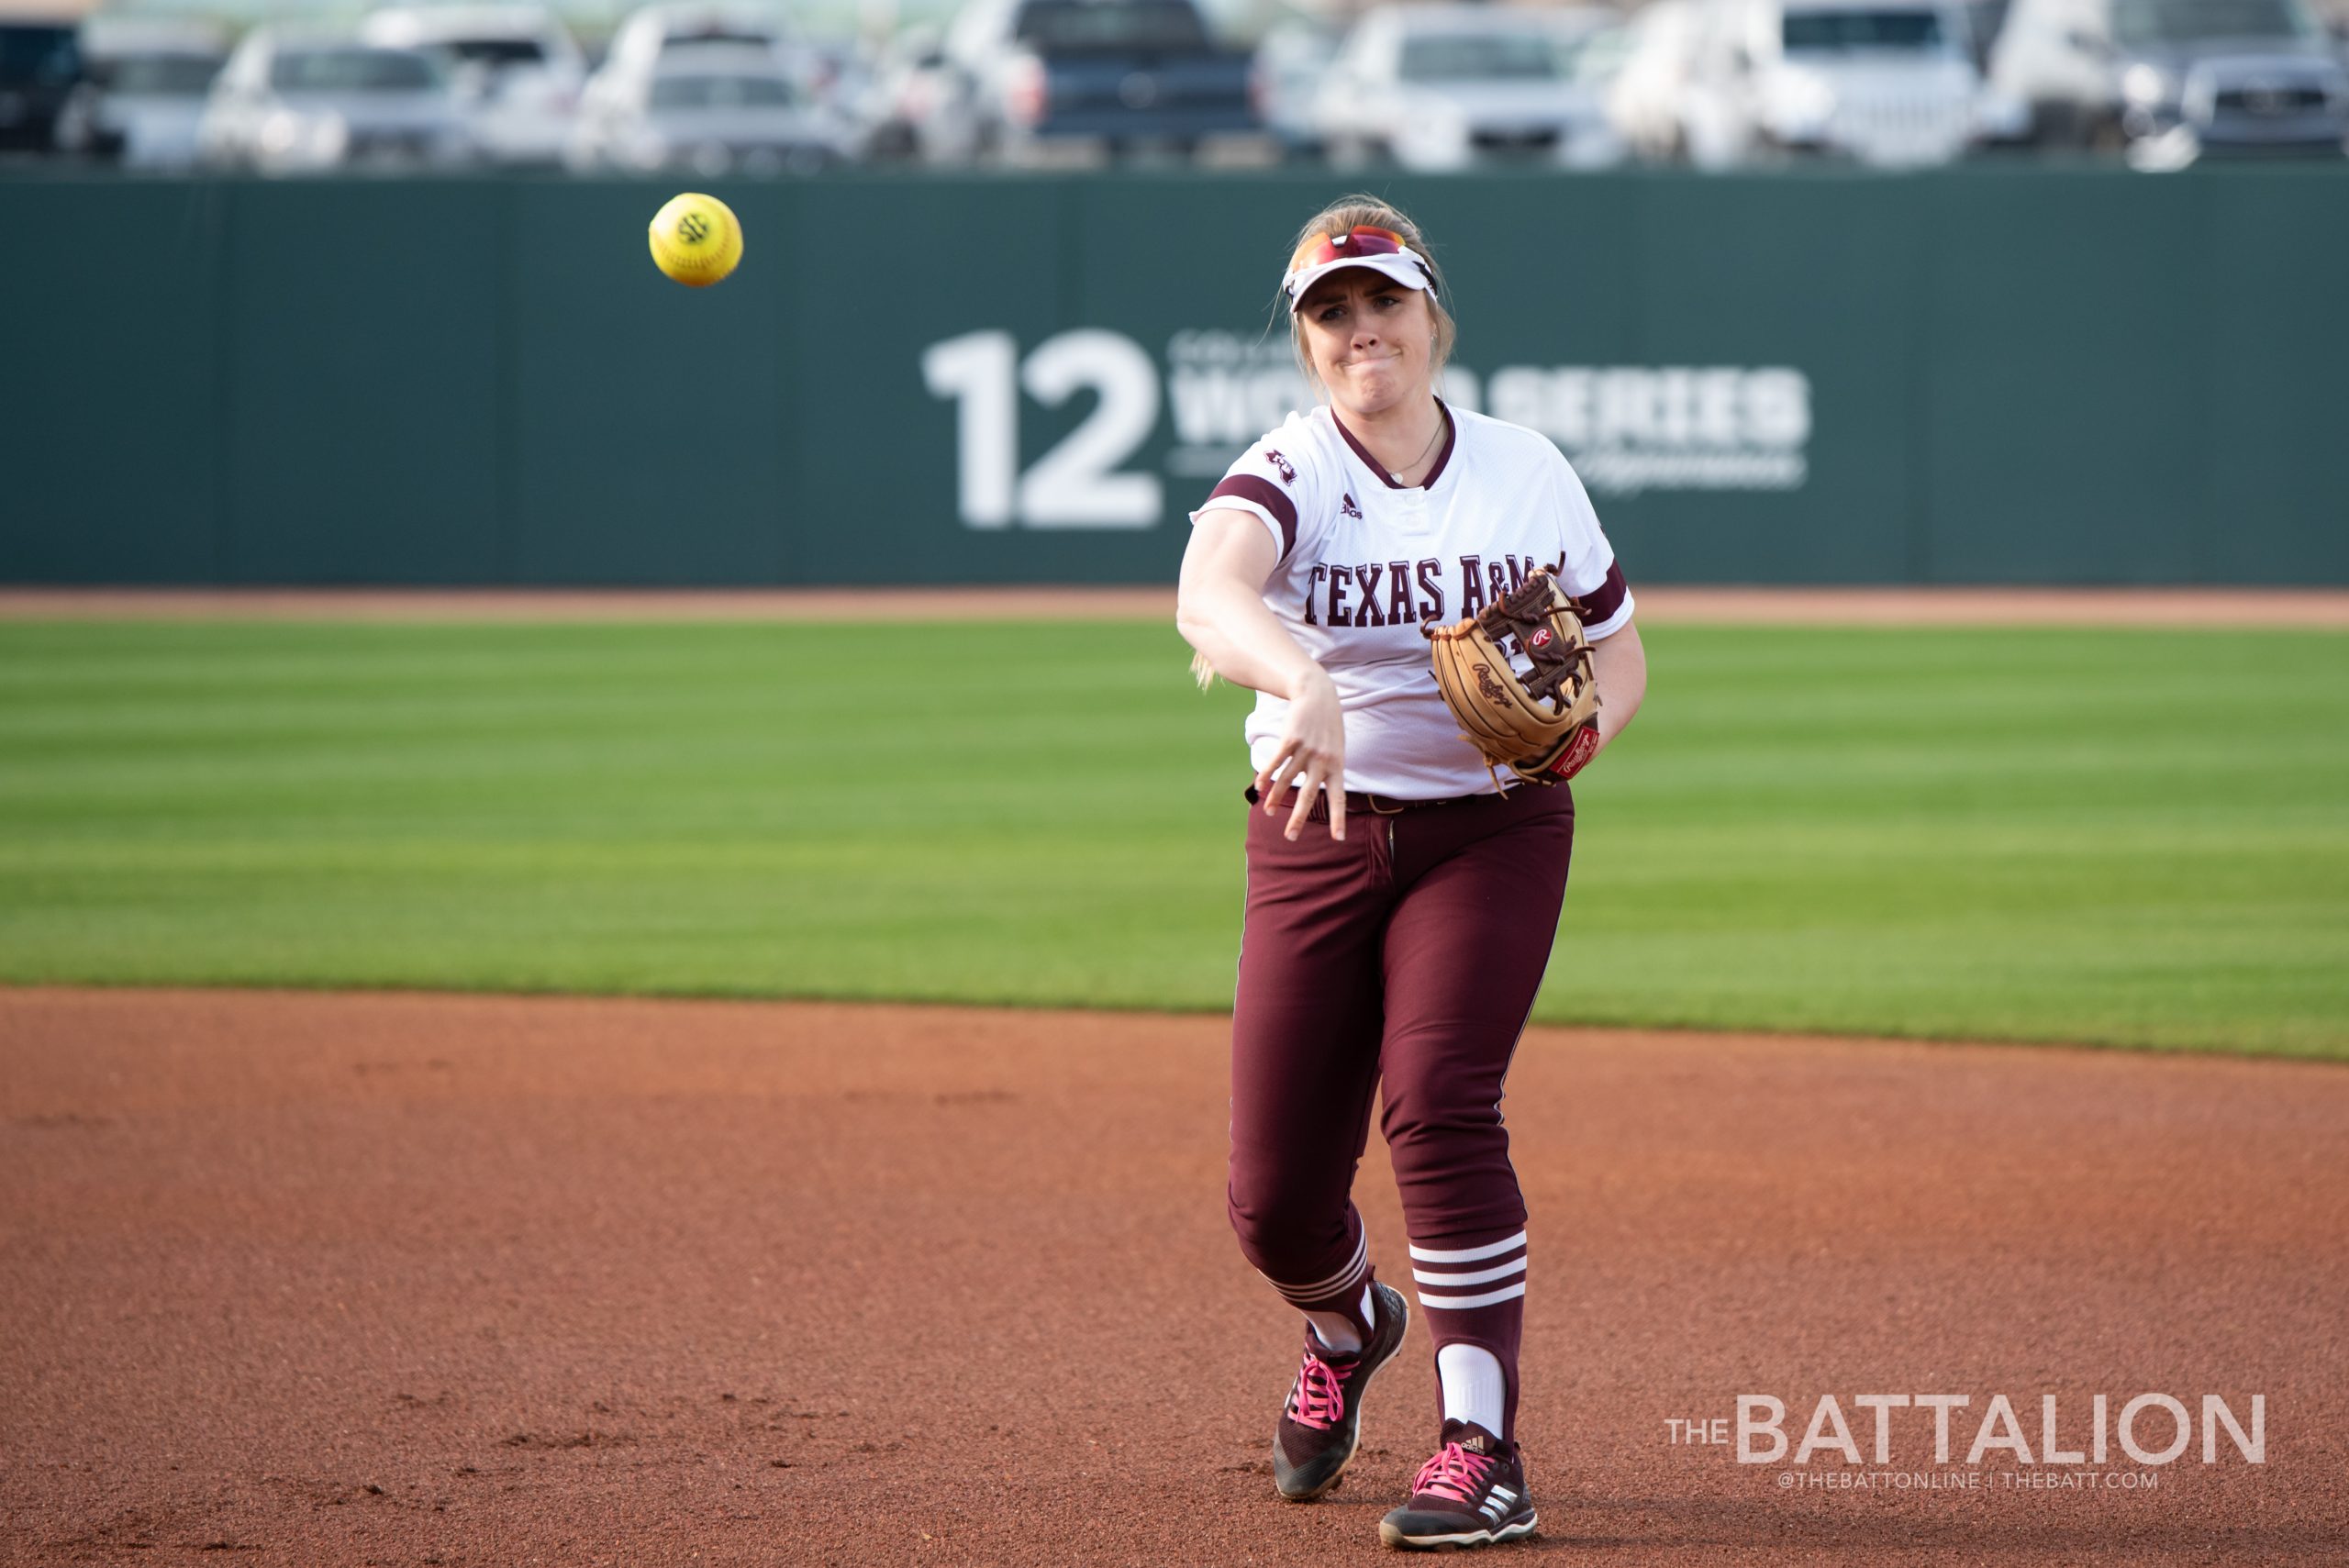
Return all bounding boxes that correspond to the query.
[0,22,83,150]
[1990,0,2349,157]
[943,0,1260,161]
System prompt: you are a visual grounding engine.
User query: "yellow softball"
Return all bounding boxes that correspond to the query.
[648,193,743,288]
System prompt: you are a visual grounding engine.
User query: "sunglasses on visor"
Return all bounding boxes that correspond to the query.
[1286,226,1410,276]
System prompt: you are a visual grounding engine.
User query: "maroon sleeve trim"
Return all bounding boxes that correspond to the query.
[1207,475,1298,559]
[1576,560,1630,627]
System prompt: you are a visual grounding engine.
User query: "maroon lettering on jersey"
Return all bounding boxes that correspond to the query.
[1353,563,1387,627]
[1340,492,1363,519]
[1303,563,1328,627]
[1328,565,1354,627]
[1386,561,1415,625]
[1505,555,1529,592]
[1265,449,1297,485]
[1458,555,1486,619]
[1416,558,1445,623]
[1487,561,1508,603]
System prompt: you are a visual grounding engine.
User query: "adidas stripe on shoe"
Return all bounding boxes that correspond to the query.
[1378,1419,1538,1550]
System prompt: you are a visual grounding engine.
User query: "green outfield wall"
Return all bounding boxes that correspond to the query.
[2,167,2343,587]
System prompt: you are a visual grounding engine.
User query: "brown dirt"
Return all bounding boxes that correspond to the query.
[2,586,2345,627]
[2,987,2343,1567]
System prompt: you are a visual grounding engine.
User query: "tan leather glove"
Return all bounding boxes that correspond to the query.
[1426,567,1603,787]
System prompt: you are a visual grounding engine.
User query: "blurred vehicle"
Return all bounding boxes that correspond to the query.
[1608,0,1704,158]
[53,17,224,168]
[0,20,83,151]
[1252,20,1340,158]
[942,0,1263,164]
[584,2,846,151]
[1568,17,1642,91]
[200,29,472,172]
[361,5,585,166]
[568,47,855,172]
[858,21,982,161]
[804,38,871,117]
[1313,5,1623,170]
[1679,0,1994,165]
[1959,0,2019,64]
[599,1,806,81]
[1991,0,2349,159]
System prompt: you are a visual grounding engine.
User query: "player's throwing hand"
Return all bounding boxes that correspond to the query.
[1254,665,1347,841]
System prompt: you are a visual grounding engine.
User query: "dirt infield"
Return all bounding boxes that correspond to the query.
[3,988,2344,1567]
[3,585,2347,626]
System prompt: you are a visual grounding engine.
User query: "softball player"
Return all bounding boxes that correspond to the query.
[1174,197,1648,1551]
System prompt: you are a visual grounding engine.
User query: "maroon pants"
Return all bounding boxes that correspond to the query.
[1227,784,1575,1441]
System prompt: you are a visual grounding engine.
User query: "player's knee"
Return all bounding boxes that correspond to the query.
[1226,1181,1341,1279]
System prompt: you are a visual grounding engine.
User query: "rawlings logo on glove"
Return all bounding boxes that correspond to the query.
[1425,568,1603,788]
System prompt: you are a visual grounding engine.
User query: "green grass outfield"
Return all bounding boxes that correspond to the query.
[2,617,2343,1060]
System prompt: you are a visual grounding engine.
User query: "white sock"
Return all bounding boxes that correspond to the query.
[1437,1343,1507,1436]
[1307,1284,1375,1355]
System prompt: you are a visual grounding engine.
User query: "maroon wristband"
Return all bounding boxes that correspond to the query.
[1544,723,1604,783]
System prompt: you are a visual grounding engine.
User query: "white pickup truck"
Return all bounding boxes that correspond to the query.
[1679,0,2015,165]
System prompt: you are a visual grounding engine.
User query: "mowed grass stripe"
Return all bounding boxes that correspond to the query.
[1,619,2342,1058]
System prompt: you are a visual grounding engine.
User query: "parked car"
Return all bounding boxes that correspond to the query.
[1990,0,2349,159]
[1314,5,1622,170]
[53,17,224,168]
[1958,0,2018,66]
[199,28,472,172]
[361,5,585,166]
[599,1,807,83]
[1679,0,1992,165]
[568,47,855,172]
[0,20,83,151]
[941,0,1262,163]
[1568,17,1643,94]
[584,2,843,150]
[1252,21,1341,159]
[857,22,982,161]
[1608,0,1705,158]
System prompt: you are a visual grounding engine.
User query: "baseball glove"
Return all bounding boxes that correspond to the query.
[1425,567,1603,787]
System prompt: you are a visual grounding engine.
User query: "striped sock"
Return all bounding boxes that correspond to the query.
[1264,1216,1375,1352]
[1410,1228,1527,1441]
[1408,1229,1527,1313]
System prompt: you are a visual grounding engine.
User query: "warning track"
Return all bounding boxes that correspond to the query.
[2,987,2343,1565]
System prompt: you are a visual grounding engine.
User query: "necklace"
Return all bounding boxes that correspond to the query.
[1388,406,1448,485]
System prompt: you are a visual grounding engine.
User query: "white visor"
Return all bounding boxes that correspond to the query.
[1284,246,1437,312]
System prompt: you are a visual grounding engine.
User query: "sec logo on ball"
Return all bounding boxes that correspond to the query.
[649,193,743,288]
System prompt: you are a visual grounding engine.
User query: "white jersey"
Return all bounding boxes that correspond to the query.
[1192,401,1634,800]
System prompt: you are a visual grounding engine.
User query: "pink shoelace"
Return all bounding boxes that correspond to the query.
[1411,1441,1497,1504]
[1286,1350,1351,1430]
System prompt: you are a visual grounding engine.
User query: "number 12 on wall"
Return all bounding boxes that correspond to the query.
[920,329,1164,530]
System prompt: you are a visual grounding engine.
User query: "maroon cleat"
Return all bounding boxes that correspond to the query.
[1379,1419,1538,1550]
[1271,1280,1409,1501]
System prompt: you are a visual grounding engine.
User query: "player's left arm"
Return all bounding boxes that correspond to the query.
[1586,618,1647,756]
[1548,447,1646,758]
